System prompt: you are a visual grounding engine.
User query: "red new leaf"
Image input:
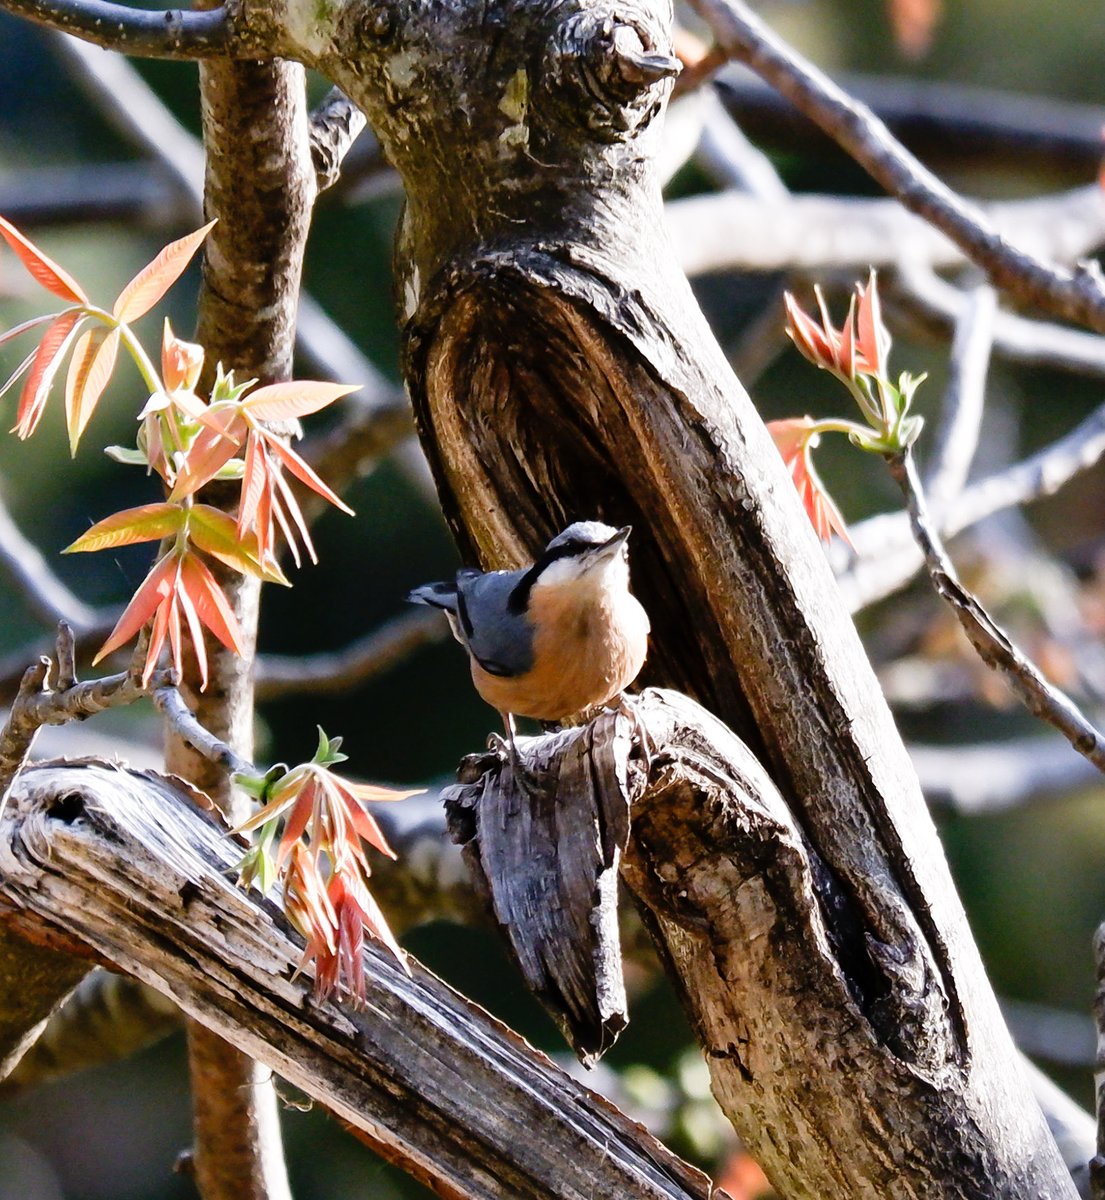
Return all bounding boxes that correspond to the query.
[0,216,88,304]
[64,502,185,554]
[65,326,120,455]
[179,551,245,655]
[14,311,84,439]
[168,411,246,499]
[93,552,178,664]
[113,221,216,324]
[265,434,355,515]
[242,380,358,423]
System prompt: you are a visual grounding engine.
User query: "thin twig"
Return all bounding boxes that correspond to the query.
[0,624,171,816]
[839,400,1105,610]
[255,608,448,699]
[151,686,251,778]
[690,0,1105,332]
[888,448,1105,774]
[309,87,367,195]
[1,0,240,59]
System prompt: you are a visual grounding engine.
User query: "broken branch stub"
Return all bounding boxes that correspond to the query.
[443,716,637,1063]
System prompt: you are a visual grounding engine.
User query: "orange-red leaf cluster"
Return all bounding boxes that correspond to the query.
[237,761,416,1002]
[765,418,851,546]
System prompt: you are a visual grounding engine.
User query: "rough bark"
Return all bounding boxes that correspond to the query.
[445,690,1078,1198]
[283,0,1077,1193]
[0,763,714,1200]
[164,49,315,1200]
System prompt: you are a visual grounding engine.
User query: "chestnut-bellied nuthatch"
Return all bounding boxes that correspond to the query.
[407,522,650,744]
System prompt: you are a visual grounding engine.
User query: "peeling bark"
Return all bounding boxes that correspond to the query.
[447,691,1078,1198]
[0,763,714,1200]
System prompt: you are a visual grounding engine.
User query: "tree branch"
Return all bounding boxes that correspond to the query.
[838,399,1105,610]
[0,624,175,816]
[0,494,108,632]
[0,761,714,1200]
[254,608,448,699]
[309,87,368,195]
[893,263,1105,381]
[446,690,1079,1196]
[888,448,1105,774]
[1,0,246,59]
[690,0,1105,332]
[665,185,1105,278]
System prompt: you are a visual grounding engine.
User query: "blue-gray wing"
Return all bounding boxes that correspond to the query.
[455,568,534,677]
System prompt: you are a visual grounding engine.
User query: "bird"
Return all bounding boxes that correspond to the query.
[407,521,650,751]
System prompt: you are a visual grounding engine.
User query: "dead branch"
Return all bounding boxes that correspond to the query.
[0,761,714,1200]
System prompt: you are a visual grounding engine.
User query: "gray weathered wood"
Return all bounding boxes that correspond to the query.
[448,689,1079,1198]
[444,721,634,1063]
[0,762,713,1200]
[283,0,1079,1192]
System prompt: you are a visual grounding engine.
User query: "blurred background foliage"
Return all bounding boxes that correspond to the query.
[1,0,1105,1196]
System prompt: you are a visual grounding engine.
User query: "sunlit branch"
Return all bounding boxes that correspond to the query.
[888,447,1105,774]
[689,0,1105,332]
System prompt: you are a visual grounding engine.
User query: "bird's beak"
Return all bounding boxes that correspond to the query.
[597,525,632,557]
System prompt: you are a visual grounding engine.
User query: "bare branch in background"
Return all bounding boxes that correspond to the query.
[888,449,1105,773]
[894,263,1105,381]
[0,162,189,228]
[839,400,1105,610]
[922,282,995,510]
[691,88,788,199]
[689,0,1105,332]
[715,69,1105,178]
[666,184,1105,278]
[0,493,108,632]
[0,971,179,1097]
[913,736,1103,816]
[255,608,447,699]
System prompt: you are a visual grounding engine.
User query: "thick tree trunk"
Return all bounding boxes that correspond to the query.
[282,0,1079,1193]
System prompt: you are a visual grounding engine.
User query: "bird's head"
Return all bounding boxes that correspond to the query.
[532,521,633,590]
